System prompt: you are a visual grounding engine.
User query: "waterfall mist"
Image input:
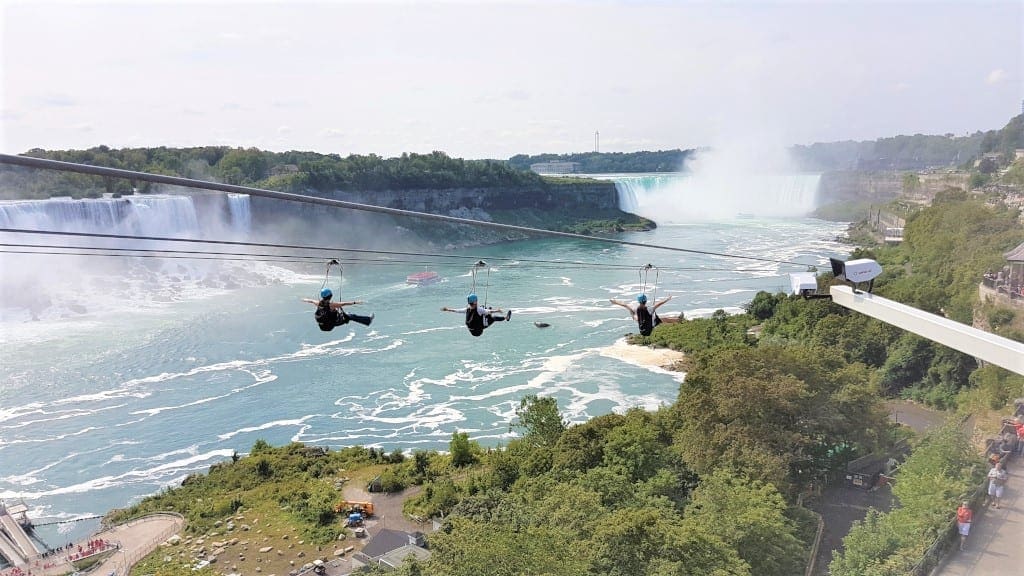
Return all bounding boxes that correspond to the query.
[614,146,821,222]
[0,193,261,324]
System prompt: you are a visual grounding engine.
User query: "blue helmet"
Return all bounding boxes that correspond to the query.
[636,294,648,304]
[467,293,478,304]
[320,288,333,299]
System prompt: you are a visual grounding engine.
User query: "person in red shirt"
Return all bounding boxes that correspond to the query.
[1013,417,1024,456]
[956,501,973,551]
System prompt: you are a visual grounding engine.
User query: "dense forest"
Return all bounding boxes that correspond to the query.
[0,147,547,200]
[507,149,695,173]
[791,114,1023,172]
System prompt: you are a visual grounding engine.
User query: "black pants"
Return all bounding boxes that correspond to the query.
[336,309,373,327]
[319,309,373,331]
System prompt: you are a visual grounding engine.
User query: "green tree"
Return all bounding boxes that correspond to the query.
[902,173,921,194]
[515,395,567,447]
[449,431,476,467]
[683,469,804,576]
[672,346,887,493]
[428,518,587,576]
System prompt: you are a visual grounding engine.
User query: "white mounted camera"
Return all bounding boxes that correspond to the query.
[830,257,882,293]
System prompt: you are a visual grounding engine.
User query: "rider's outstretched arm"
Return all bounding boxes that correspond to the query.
[610,299,637,320]
[302,298,319,305]
[652,295,673,311]
[441,306,463,313]
[331,300,363,309]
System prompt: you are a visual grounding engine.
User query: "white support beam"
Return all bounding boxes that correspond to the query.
[830,285,1024,376]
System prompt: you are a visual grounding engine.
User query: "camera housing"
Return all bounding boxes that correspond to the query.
[830,257,883,292]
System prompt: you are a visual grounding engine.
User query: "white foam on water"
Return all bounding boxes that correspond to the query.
[218,415,317,441]
[0,426,100,449]
[400,326,460,336]
[0,404,129,430]
[0,448,235,499]
[1,440,138,485]
[582,318,620,328]
[705,288,757,296]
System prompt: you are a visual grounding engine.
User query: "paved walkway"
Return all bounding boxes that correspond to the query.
[90,514,184,576]
[935,465,1021,575]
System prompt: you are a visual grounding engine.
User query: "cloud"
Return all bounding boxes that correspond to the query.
[986,69,1007,84]
[893,82,911,92]
[322,128,345,138]
[221,102,242,111]
[73,123,94,133]
[277,125,291,135]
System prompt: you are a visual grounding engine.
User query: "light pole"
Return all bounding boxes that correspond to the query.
[118,543,128,576]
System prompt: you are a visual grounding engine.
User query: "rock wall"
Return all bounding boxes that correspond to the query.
[818,172,903,204]
[248,182,622,248]
[255,183,618,215]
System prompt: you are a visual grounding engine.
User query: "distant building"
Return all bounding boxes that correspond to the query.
[350,529,430,572]
[1015,149,1024,161]
[529,161,580,174]
[270,164,300,176]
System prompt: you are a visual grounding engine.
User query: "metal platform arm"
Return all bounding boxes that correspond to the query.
[829,285,1024,376]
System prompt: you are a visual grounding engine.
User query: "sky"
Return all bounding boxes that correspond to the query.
[1,0,1022,160]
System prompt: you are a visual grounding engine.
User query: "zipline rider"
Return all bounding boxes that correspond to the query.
[442,293,511,337]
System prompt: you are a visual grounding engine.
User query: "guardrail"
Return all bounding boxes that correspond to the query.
[803,512,826,576]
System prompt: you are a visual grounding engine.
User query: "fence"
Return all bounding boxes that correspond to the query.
[803,512,826,576]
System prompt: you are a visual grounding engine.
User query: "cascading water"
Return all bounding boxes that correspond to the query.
[226,194,252,236]
[0,193,275,324]
[125,196,202,237]
[0,195,202,236]
[610,172,821,222]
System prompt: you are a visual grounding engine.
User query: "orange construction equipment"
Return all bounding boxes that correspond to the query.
[334,500,374,517]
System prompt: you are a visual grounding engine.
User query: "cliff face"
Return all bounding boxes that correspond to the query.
[817,172,903,205]
[324,183,618,212]
[248,182,632,249]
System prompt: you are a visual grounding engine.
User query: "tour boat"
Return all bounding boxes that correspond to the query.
[406,271,441,286]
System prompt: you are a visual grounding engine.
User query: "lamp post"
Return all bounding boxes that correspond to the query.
[118,543,128,576]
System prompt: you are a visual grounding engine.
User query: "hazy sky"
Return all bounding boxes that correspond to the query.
[2,0,1021,159]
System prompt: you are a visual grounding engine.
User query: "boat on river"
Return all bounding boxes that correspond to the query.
[406,271,441,286]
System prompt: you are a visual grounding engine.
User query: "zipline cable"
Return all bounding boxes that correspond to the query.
[0,245,756,273]
[0,154,813,267]
[2,229,792,273]
[0,228,671,270]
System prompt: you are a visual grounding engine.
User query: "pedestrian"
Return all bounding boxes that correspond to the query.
[999,434,1014,470]
[956,500,973,551]
[986,462,1008,509]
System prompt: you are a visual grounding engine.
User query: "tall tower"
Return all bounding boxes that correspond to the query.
[595,130,600,153]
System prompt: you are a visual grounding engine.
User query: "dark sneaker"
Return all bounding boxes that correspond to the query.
[506,310,512,321]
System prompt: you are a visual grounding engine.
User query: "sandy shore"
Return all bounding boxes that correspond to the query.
[597,338,686,377]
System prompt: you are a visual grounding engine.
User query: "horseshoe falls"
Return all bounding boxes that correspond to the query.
[613,172,821,222]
